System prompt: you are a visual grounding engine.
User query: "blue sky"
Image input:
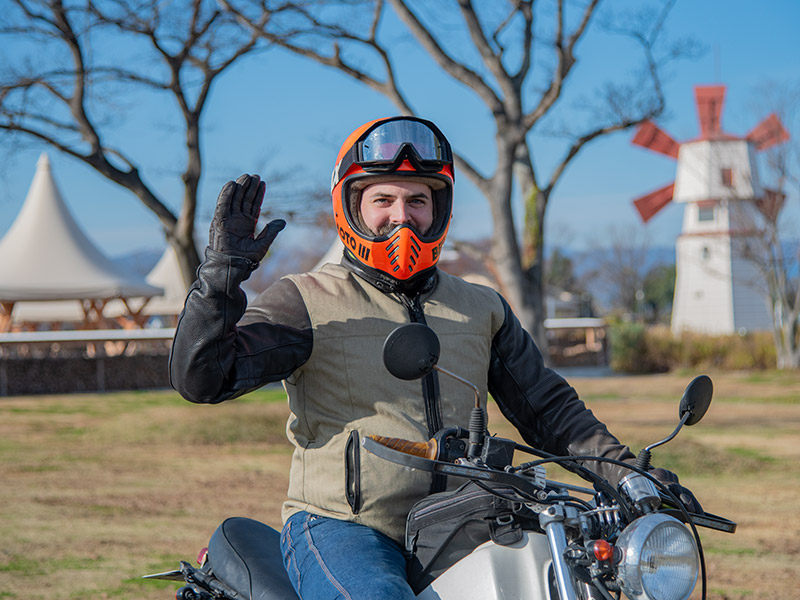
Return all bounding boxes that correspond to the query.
[1,0,798,260]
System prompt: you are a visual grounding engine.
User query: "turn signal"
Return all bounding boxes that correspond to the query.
[592,539,615,562]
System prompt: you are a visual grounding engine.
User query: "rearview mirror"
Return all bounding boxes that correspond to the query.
[383,323,440,381]
[679,375,713,426]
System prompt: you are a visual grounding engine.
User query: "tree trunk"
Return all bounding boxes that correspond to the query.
[483,151,549,353]
[776,314,800,369]
[171,230,202,291]
[176,120,203,289]
[520,185,548,354]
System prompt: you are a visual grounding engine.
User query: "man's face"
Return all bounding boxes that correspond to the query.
[359,180,434,237]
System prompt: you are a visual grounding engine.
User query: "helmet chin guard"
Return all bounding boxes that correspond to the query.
[331,116,455,282]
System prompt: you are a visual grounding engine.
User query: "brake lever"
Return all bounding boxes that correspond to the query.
[660,509,737,533]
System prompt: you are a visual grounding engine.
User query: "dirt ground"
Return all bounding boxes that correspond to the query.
[0,371,797,599]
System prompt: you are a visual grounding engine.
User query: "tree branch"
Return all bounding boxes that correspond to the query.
[222,0,416,114]
[522,0,598,131]
[545,118,638,196]
[456,0,516,108]
[390,0,504,117]
[511,0,533,86]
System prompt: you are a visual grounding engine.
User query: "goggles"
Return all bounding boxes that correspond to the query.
[332,117,452,190]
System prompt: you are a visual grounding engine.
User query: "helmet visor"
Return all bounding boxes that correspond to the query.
[333,117,453,190]
[360,119,445,163]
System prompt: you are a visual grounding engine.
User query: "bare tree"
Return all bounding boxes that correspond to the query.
[0,0,270,287]
[582,225,652,319]
[731,81,800,368]
[222,0,697,349]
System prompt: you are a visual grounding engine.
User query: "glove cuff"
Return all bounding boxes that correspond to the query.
[204,247,260,273]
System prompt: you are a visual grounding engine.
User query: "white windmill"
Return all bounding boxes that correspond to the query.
[630,85,789,335]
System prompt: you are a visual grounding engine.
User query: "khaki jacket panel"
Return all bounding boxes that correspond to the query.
[281,264,505,542]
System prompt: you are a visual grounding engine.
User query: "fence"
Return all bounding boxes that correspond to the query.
[0,328,175,396]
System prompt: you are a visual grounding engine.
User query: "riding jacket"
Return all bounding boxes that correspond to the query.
[170,248,635,543]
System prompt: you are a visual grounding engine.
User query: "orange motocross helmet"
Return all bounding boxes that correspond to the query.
[331,116,454,283]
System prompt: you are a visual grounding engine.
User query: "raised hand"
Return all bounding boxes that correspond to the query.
[208,174,285,263]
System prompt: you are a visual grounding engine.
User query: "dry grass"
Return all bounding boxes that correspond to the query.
[0,372,797,599]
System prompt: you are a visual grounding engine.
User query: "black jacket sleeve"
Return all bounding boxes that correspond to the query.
[169,248,313,404]
[487,295,635,486]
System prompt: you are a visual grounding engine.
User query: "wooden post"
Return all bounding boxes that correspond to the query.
[0,302,15,333]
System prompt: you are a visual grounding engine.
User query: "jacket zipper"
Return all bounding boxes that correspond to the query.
[400,293,446,493]
[345,430,362,514]
[403,294,443,437]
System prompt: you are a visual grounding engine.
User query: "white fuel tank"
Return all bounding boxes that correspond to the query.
[416,531,555,600]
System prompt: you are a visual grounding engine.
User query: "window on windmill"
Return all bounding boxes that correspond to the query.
[702,246,711,260]
[698,205,715,222]
[720,167,734,187]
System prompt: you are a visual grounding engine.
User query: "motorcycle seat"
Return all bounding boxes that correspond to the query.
[208,516,300,600]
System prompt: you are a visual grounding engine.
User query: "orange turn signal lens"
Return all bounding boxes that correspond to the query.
[592,539,615,562]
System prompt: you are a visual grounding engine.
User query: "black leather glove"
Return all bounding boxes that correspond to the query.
[649,467,703,514]
[209,174,285,263]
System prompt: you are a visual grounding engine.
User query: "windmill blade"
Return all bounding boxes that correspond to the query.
[756,188,786,222]
[633,183,675,223]
[632,121,680,158]
[695,85,726,138]
[746,113,790,151]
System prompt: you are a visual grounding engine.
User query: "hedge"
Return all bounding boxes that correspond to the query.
[609,322,777,373]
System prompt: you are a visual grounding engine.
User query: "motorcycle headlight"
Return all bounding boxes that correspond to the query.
[616,513,699,600]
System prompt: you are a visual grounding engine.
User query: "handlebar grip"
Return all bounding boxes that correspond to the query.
[367,435,439,459]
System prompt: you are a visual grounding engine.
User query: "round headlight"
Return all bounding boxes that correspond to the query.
[616,513,699,600]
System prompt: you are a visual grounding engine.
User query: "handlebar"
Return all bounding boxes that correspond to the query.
[364,433,737,534]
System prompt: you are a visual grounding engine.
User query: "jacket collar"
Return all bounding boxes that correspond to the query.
[341,249,437,298]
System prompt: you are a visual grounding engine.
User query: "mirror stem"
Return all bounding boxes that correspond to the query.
[635,411,691,471]
[434,365,485,459]
[645,411,691,453]
[433,365,481,409]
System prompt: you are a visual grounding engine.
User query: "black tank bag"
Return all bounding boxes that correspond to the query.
[404,481,525,593]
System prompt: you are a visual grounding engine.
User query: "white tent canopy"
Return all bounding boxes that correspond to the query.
[140,244,189,316]
[0,154,162,329]
[104,244,191,321]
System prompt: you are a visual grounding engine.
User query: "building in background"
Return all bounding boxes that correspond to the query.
[630,85,789,335]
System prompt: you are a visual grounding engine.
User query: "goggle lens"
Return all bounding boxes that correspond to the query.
[360,120,443,162]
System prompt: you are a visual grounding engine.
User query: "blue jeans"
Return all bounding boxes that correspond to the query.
[280,511,416,599]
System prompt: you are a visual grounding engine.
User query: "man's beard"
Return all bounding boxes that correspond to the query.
[373,222,431,237]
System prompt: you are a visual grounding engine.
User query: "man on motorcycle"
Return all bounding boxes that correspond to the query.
[170,116,700,600]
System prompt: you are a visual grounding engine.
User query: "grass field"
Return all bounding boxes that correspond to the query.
[1,371,798,599]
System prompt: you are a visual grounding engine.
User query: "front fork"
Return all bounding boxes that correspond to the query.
[540,505,579,600]
[540,505,612,600]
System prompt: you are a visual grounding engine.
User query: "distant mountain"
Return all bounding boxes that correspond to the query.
[112,248,162,277]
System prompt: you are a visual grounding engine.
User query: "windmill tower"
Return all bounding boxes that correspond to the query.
[631,85,789,335]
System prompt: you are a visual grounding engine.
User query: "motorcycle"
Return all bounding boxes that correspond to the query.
[145,323,736,600]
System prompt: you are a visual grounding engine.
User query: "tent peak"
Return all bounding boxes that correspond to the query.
[37,152,51,168]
